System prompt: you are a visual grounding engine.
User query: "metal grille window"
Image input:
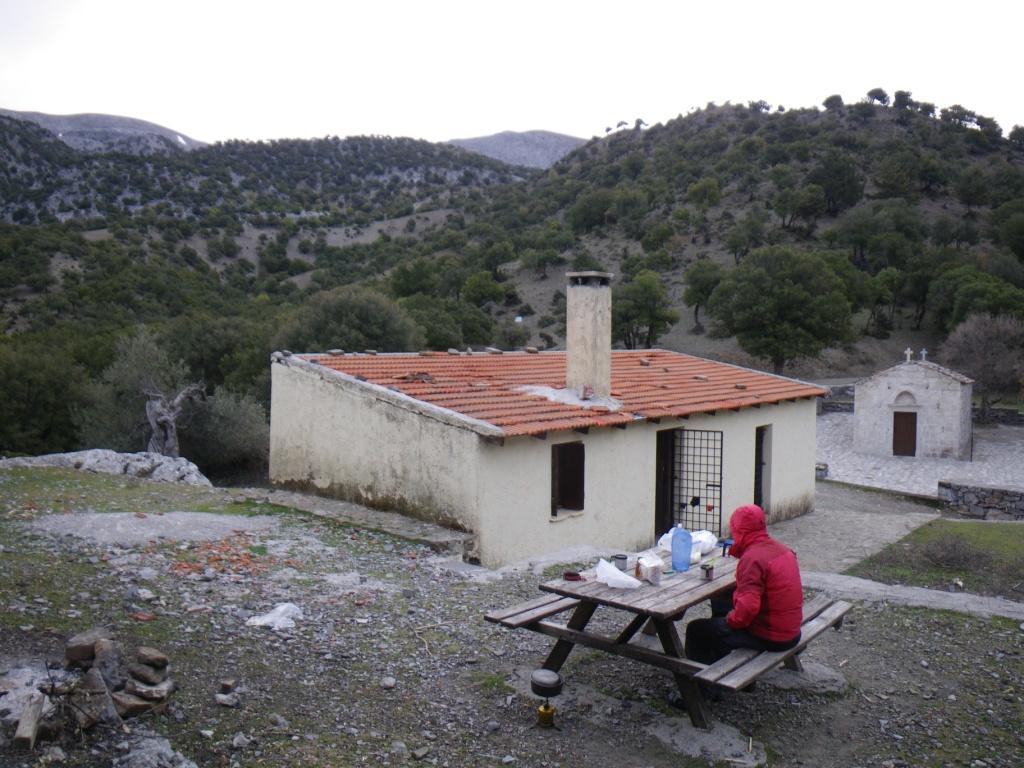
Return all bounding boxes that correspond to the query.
[551,442,585,516]
[673,429,723,531]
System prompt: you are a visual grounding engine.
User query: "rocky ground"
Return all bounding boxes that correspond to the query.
[1,467,1022,768]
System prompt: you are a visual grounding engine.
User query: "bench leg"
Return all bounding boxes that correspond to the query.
[783,654,804,672]
[651,618,712,730]
[542,602,597,672]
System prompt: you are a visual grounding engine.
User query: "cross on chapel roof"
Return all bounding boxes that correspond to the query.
[904,347,913,362]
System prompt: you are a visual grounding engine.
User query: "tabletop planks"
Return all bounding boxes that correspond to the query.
[539,555,738,618]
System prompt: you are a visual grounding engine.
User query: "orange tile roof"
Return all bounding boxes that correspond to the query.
[303,350,827,438]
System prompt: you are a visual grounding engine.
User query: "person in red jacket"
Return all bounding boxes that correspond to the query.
[685,504,803,666]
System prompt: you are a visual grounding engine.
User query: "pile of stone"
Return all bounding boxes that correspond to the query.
[12,627,176,751]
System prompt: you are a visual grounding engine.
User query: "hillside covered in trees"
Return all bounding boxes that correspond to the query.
[2,89,1023,468]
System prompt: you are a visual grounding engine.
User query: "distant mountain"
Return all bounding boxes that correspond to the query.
[449,130,585,169]
[0,114,528,223]
[0,108,206,155]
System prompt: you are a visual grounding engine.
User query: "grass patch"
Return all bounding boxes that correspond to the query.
[540,561,590,580]
[0,467,218,519]
[472,671,513,694]
[846,519,1024,598]
[0,467,300,523]
[0,549,107,633]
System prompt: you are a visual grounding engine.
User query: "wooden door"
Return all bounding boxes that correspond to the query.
[892,412,917,456]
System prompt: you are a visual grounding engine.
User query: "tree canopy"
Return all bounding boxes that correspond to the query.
[940,313,1024,417]
[612,270,679,349]
[682,259,724,330]
[708,247,853,373]
[274,286,424,353]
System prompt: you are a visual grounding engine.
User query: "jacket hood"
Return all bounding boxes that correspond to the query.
[728,504,768,557]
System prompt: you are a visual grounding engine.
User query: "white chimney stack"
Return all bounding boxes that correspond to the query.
[565,271,613,399]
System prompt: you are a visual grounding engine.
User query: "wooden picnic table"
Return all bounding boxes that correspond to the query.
[485,550,851,730]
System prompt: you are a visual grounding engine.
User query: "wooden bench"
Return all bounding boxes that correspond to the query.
[693,594,852,691]
[485,593,582,629]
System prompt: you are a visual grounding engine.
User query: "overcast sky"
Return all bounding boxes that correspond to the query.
[1,0,1020,145]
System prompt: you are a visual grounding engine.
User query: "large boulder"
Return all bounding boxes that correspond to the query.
[0,450,211,486]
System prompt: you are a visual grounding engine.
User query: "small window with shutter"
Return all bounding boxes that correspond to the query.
[551,442,585,516]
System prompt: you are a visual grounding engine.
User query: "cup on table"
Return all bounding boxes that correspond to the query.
[612,554,628,571]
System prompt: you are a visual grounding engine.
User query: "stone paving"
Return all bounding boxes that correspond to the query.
[816,412,1024,497]
[772,482,939,573]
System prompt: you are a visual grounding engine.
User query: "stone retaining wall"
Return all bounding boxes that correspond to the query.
[937,481,1024,520]
[817,396,1023,425]
[820,401,854,414]
[975,409,1024,426]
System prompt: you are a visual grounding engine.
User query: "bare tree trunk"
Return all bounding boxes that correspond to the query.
[145,383,204,457]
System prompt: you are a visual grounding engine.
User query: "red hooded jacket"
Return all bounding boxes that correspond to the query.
[725,504,803,642]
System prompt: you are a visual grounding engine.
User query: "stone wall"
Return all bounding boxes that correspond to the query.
[974,408,1024,426]
[821,400,854,414]
[818,398,1024,424]
[937,481,1024,520]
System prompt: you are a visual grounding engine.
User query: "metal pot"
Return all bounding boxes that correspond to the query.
[530,669,563,698]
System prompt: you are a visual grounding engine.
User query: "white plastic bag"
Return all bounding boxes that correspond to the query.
[692,530,718,556]
[657,528,703,565]
[245,602,303,630]
[637,554,663,585]
[656,528,674,551]
[595,559,642,589]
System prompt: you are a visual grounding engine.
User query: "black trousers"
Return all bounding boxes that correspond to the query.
[684,594,800,665]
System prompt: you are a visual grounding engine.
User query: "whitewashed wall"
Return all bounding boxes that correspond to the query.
[269,360,484,532]
[853,363,972,460]
[474,400,818,567]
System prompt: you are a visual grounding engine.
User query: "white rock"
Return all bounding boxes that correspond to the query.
[0,450,211,486]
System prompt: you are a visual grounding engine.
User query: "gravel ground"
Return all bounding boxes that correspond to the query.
[1,468,1022,768]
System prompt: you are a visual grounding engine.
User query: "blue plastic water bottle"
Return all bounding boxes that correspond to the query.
[671,525,692,572]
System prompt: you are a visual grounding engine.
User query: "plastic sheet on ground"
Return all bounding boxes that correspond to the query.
[245,602,303,630]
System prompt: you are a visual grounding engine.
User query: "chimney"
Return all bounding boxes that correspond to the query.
[565,271,613,398]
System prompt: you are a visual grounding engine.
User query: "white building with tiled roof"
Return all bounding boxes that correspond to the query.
[270,273,827,566]
[853,350,973,461]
